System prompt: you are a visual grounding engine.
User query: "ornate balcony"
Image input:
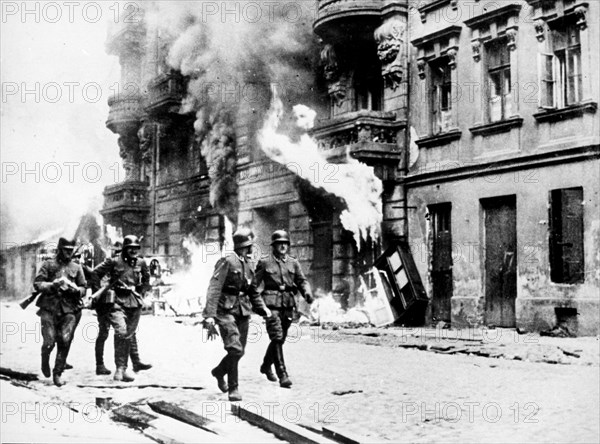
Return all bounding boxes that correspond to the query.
[311,110,405,181]
[314,0,383,40]
[101,181,150,218]
[145,72,187,115]
[106,93,143,135]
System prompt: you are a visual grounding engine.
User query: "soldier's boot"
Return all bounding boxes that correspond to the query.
[274,343,292,388]
[41,350,51,378]
[211,367,228,393]
[260,343,277,382]
[96,364,111,375]
[64,363,73,370]
[52,372,65,387]
[114,367,135,382]
[228,387,242,402]
[227,360,242,401]
[130,336,152,372]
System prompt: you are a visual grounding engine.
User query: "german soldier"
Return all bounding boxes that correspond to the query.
[252,230,313,388]
[202,228,271,401]
[93,235,150,382]
[33,237,87,386]
[93,241,151,375]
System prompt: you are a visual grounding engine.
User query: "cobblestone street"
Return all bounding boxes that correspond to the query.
[1,303,599,443]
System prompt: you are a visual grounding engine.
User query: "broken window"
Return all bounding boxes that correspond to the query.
[549,187,584,284]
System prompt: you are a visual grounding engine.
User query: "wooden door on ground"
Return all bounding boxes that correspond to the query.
[483,196,517,327]
[431,204,453,323]
[311,221,333,293]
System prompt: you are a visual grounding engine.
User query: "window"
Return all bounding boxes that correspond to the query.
[549,187,584,284]
[430,57,452,134]
[157,222,170,256]
[486,38,512,122]
[539,21,582,108]
[353,61,383,112]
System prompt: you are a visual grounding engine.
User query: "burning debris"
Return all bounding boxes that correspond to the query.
[258,93,383,248]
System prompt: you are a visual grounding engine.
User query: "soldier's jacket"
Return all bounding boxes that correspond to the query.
[251,254,313,308]
[93,256,150,308]
[34,258,87,314]
[203,253,268,319]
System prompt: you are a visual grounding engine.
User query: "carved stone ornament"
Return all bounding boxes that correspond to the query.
[417,59,426,79]
[320,43,340,82]
[374,18,406,90]
[534,19,546,42]
[320,43,348,106]
[137,120,154,165]
[446,48,458,69]
[471,40,482,62]
[506,28,518,51]
[117,134,140,181]
[328,76,349,107]
[574,5,587,31]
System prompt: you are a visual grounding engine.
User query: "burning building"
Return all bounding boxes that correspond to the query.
[101,1,599,334]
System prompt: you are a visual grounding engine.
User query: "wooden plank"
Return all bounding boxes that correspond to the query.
[112,404,159,427]
[77,383,204,390]
[0,367,38,381]
[231,404,336,444]
[148,401,218,435]
[322,426,366,444]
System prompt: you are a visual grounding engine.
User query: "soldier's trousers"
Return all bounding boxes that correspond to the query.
[39,309,82,375]
[262,308,293,371]
[214,314,249,390]
[107,305,141,368]
[95,307,143,367]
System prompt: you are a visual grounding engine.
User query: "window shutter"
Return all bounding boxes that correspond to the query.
[560,188,584,284]
[538,52,555,108]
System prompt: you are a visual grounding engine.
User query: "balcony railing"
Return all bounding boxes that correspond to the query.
[106,94,143,134]
[312,110,405,164]
[146,72,187,114]
[101,181,150,216]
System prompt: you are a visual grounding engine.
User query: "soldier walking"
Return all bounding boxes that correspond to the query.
[202,228,271,401]
[93,235,151,382]
[93,241,151,375]
[252,230,313,388]
[33,237,87,386]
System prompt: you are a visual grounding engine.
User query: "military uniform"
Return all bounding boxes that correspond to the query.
[203,251,269,397]
[252,230,313,387]
[34,254,86,381]
[93,254,150,375]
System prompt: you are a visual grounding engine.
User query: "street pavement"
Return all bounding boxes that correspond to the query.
[1,302,598,443]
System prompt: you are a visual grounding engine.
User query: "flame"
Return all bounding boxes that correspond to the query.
[257,93,383,247]
[156,218,234,316]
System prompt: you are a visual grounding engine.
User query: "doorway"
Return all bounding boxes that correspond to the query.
[482,195,517,327]
[430,203,453,323]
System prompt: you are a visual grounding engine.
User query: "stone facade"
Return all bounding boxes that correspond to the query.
[407,0,599,335]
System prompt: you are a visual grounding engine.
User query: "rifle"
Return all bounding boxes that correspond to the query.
[19,291,41,310]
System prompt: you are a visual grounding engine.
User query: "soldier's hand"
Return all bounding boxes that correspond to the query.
[203,318,219,341]
[263,307,272,318]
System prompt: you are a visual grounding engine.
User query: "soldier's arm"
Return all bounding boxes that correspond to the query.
[294,261,313,303]
[33,262,55,293]
[138,260,151,294]
[202,258,229,319]
[249,260,268,316]
[93,258,114,281]
[74,265,87,298]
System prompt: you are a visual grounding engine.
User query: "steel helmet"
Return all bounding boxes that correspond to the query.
[57,237,76,250]
[233,228,254,250]
[122,235,141,249]
[271,230,290,245]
